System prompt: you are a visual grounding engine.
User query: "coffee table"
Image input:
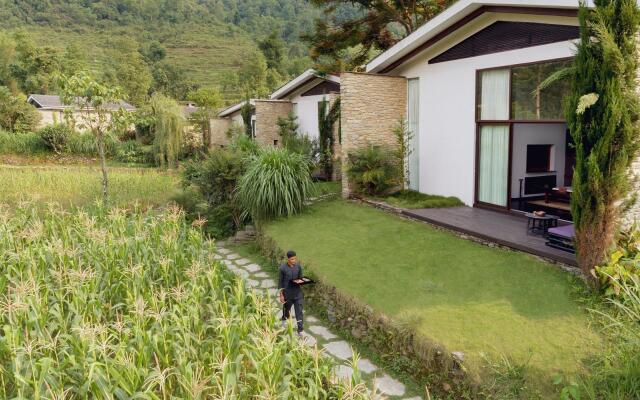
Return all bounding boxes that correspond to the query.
[526,213,559,235]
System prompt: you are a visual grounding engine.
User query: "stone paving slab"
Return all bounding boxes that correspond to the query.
[246,279,260,288]
[244,263,262,273]
[401,397,423,400]
[333,365,354,382]
[254,272,269,278]
[233,269,249,279]
[222,259,234,266]
[226,253,241,260]
[301,332,317,347]
[260,279,276,288]
[213,254,222,260]
[357,358,378,374]
[309,325,337,340]
[323,341,353,360]
[235,258,250,266]
[217,248,231,255]
[374,374,406,397]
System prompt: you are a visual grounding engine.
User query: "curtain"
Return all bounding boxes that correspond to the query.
[480,69,510,120]
[478,125,509,207]
[407,78,420,190]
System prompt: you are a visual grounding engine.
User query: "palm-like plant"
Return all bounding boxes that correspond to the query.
[347,145,400,196]
[237,147,315,221]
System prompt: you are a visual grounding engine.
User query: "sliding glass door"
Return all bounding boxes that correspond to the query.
[478,125,510,207]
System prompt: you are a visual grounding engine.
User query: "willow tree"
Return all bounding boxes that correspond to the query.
[567,0,640,278]
[150,93,184,168]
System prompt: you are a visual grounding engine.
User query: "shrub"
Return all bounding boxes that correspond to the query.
[595,225,640,300]
[0,87,41,133]
[114,140,153,164]
[237,147,314,221]
[38,123,73,153]
[277,112,318,161]
[347,145,400,196]
[179,148,247,236]
[65,132,119,156]
[228,132,261,155]
[0,130,47,154]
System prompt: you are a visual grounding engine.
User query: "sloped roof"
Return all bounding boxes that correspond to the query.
[27,94,136,111]
[218,99,255,118]
[270,69,340,100]
[366,0,593,73]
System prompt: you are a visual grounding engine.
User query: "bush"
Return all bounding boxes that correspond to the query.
[0,87,41,133]
[595,225,640,300]
[38,124,73,153]
[347,145,400,196]
[179,148,247,237]
[114,140,153,164]
[228,132,261,155]
[237,147,314,221]
[0,131,47,154]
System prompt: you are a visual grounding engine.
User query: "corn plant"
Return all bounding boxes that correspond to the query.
[0,202,369,399]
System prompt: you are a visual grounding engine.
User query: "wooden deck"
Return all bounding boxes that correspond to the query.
[403,206,577,266]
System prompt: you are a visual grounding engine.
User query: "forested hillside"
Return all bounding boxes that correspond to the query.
[0,0,323,104]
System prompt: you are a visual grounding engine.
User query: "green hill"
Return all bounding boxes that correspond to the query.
[0,0,321,103]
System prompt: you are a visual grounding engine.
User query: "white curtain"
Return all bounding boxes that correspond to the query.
[478,125,509,207]
[407,78,420,191]
[480,69,510,120]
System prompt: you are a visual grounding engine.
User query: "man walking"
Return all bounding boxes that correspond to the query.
[278,250,304,336]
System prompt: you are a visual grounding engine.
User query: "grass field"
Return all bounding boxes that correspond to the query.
[0,164,179,209]
[264,200,602,392]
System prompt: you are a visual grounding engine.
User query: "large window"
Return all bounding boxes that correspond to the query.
[511,60,571,120]
[477,59,571,122]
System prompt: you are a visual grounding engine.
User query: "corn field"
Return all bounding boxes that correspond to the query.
[0,202,369,399]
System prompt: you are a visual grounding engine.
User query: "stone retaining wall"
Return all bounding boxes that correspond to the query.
[340,72,407,197]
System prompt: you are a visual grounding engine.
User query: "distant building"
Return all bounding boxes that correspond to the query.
[27,94,136,129]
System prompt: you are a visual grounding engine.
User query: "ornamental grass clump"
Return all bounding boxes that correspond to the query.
[0,202,368,398]
[237,147,315,221]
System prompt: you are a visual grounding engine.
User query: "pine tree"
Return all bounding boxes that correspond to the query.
[567,0,640,278]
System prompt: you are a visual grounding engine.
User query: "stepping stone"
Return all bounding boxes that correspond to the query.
[374,374,405,397]
[235,258,250,266]
[401,397,422,400]
[323,341,353,360]
[222,260,234,266]
[333,365,354,381]
[266,288,279,297]
[306,315,319,323]
[309,325,337,340]
[244,263,262,273]
[246,279,260,288]
[217,248,230,255]
[357,358,377,374]
[226,253,241,260]
[300,332,317,347]
[260,279,276,289]
[233,269,249,279]
[254,272,269,278]
[213,254,222,260]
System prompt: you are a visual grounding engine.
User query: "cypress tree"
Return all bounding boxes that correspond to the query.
[567,0,640,278]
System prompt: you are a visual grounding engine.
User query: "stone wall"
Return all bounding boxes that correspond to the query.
[210,118,232,148]
[340,72,407,197]
[254,100,292,147]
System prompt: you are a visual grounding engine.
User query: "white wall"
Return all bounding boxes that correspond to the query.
[291,93,327,141]
[511,123,567,198]
[393,40,575,206]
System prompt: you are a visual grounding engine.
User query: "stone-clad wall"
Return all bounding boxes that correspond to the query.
[340,72,407,197]
[255,100,292,147]
[210,118,232,148]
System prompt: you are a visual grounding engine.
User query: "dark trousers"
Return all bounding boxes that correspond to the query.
[282,298,303,332]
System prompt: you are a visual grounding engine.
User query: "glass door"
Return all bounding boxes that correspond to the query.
[478,125,510,207]
[407,78,420,191]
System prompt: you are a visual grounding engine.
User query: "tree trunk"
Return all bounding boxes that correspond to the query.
[97,133,109,203]
[575,206,618,281]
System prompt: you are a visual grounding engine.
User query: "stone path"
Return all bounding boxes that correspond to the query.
[213,244,421,400]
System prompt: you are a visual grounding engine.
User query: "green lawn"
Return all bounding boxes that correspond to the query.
[0,164,179,209]
[376,190,464,209]
[264,200,601,388]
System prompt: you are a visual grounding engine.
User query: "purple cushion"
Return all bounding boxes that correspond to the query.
[548,224,575,239]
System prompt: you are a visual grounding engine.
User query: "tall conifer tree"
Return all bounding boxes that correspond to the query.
[567,0,640,278]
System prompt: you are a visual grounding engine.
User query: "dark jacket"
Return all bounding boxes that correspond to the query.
[278,263,303,300]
